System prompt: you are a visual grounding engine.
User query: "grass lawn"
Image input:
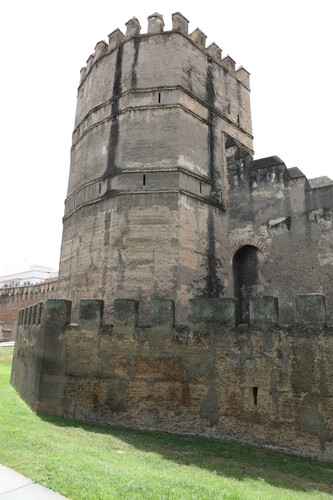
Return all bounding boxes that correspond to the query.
[1,347,333,499]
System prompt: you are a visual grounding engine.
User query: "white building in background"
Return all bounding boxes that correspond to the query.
[0,265,58,289]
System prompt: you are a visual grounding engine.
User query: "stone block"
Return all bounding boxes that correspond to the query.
[189,28,207,49]
[250,296,278,326]
[206,42,222,62]
[79,299,104,327]
[79,67,86,84]
[150,300,175,328]
[172,12,189,35]
[125,17,141,40]
[41,299,72,335]
[188,298,238,331]
[114,299,138,328]
[94,41,108,61]
[236,66,250,90]
[86,54,95,73]
[148,13,164,34]
[294,294,326,325]
[108,29,125,51]
[222,55,236,74]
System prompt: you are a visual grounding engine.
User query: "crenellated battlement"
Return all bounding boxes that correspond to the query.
[17,294,328,333]
[58,10,255,326]
[8,9,333,466]
[78,12,249,90]
[0,279,57,338]
[11,294,333,463]
[225,140,333,213]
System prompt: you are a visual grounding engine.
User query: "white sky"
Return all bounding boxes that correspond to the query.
[1,0,332,276]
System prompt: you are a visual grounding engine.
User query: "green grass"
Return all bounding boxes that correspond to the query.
[1,347,333,499]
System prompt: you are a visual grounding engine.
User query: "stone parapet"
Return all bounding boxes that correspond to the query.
[16,294,330,330]
[250,296,279,325]
[147,13,164,34]
[0,280,57,337]
[0,321,12,342]
[78,12,249,92]
[11,295,333,463]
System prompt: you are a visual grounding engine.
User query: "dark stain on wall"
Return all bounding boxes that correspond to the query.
[206,62,215,107]
[291,343,315,394]
[200,384,219,426]
[299,394,332,451]
[105,44,123,177]
[200,208,224,299]
[206,63,217,195]
[130,37,141,89]
[103,211,112,248]
[233,245,259,324]
[107,377,128,413]
[208,117,216,193]
[101,210,112,299]
[186,62,193,93]
[269,216,292,231]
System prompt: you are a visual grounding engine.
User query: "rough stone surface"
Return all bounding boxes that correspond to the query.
[11,297,333,463]
[9,12,333,465]
[295,294,326,325]
[226,144,333,324]
[79,299,104,327]
[0,280,57,338]
[56,18,253,325]
[55,14,333,327]
[250,296,278,325]
[188,297,238,329]
[0,322,12,342]
[150,299,175,328]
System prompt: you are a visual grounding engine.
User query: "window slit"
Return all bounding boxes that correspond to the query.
[143,174,146,186]
[253,386,258,405]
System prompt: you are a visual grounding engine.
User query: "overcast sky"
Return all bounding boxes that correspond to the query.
[1,0,332,276]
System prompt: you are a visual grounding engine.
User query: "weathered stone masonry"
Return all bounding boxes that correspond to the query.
[56,12,253,325]
[10,11,333,463]
[11,295,333,463]
[55,12,333,325]
[0,280,57,339]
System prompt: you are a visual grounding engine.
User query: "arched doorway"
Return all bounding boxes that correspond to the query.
[233,245,259,324]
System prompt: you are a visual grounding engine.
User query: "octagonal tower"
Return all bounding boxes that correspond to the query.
[57,12,253,322]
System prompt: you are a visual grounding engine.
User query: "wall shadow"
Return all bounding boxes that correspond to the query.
[37,413,333,496]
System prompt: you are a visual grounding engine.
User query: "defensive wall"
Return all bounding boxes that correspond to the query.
[226,143,333,325]
[11,294,333,463]
[9,11,333,465]
[0,322,12,342]
[0,280,57,339]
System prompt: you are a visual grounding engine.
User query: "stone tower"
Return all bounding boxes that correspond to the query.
[10,11,333,463]
[57,12,253,323]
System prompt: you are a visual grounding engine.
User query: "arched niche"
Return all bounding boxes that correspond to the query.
[232,245,260,324]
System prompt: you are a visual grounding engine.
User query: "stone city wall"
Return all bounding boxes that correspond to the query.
[11,294,333,463]
[0,321,12,342]
[0,280,57,339]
